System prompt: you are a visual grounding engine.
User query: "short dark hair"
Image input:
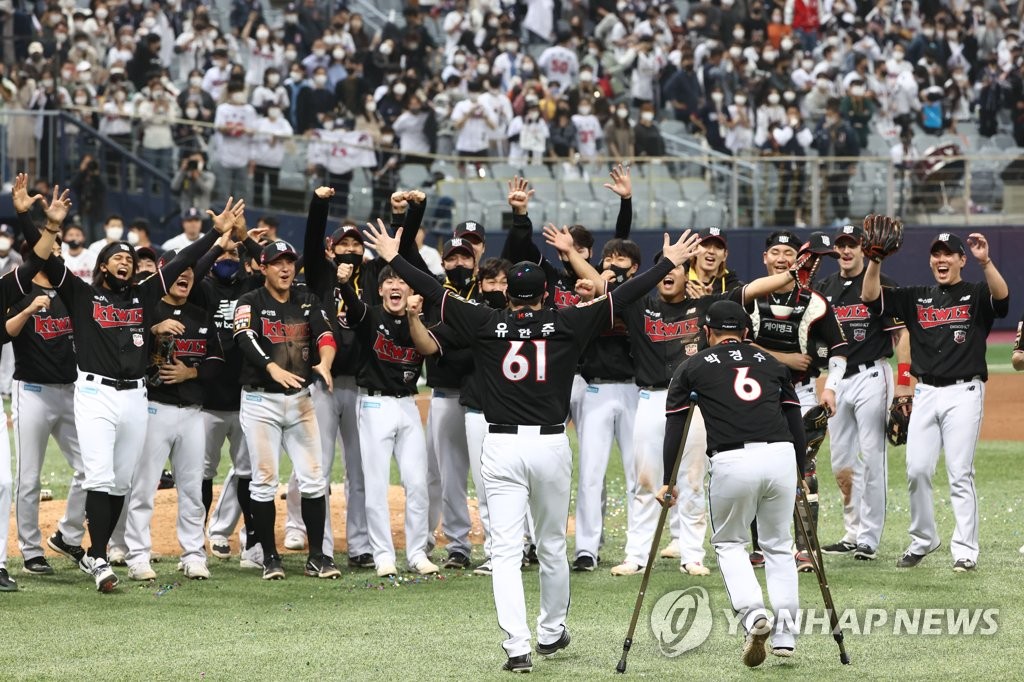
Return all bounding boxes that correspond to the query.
[601,238,642,267]
[377,265,404,287]
[479,257,512,280]
[105,214,124,225]
[258,215,279,229]
[568,225,594,250]
[130,217,149,232]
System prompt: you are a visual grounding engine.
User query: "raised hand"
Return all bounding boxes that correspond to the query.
[363,218,402,261]
[603,163,632,199]
[390,191,409,214]
[207,196,246,234]
[314,186,335,199]
[542,223,575,253]
[12,173,44,214]
[405,190,426,204]
[406,294,424,316]
[659,229,701,266]
[575,278,597,301]
[246,226,269,243]
[966,233,990,264]
[507,176,535,215]
[42,185,72,227]
[336,262,354,284]
[685,280,710,299]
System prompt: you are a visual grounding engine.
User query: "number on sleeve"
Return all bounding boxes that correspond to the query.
[732,366,762,402]
[501,340,547,382]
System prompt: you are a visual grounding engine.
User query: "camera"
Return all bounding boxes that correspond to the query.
[186,159,199,171]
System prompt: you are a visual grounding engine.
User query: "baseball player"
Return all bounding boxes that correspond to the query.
[862,230,1009,571]
[233,240,339,581]
[815,224,907,561]
[363,218,701,672]
[34,195,236,592]
[746,231,849,572]
[113,249,225,581]
[659,299,807,667]
[0,187,68,593]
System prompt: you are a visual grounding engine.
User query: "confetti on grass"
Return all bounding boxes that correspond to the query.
[354,573,450,590]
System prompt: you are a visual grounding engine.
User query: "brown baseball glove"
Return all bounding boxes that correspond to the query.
[887,396,913,446]
[862,214,905,262]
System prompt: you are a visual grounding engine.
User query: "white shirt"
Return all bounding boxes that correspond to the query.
[162,232,203,251]
[571,113,603,158]
[253,115,294,168]
[202,65,232,102]
[419,244,445,277]
[523,0,555,43]
[538,45,579,89]
[452,98,498,152]
[480,90,513,142]
[87,238,118,254]
[213,102,258,168]
[244,38,283,87]
[393,111,431,155]
[507,115,549,161]
[61,247,97,284]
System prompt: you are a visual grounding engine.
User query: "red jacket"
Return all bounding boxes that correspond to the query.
[792,0,820,32]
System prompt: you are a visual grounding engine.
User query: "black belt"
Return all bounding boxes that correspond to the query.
[363,389,413,398]
[152,398,201,409]
[844,362,879,378]
[587,378,632,384]
[711,441,769,456]
[639,383,669,391]
[243,384,306,396]
[488,424,565,435]
[918,375,980,388]
[84,374,145,391]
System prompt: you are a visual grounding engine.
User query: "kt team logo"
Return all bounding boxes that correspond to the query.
[649,587,713,656]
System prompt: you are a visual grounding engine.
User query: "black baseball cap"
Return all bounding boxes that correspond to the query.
[155,248,176,269]
[182,207,203,222]
[765,230,799,250]
[454,220,486,243]
[329,225,363,246]
[442,237,475,260]
[930,232,965,255]
[834,224,864,245]
[506,262,546,301]
[705,300,749,331]
[698,226,727,247]
[803,231,840,257]
[261,240,298,264]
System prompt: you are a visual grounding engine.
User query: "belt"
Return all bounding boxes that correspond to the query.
[243,384,307,396]
[639,383,669,391]
[152,398,201,409]
[83,374,145,391]
[587,378,631,385]
[488,424,565,435]
[918,375,980,388]
[362,388,412,398]
[711,441,769,456]
[844,362,879,379]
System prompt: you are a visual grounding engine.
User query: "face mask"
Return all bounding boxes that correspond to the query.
[381,135,394,145]
[606,264,631,287]
[734,94,747,105]
[313,74,327,87]
[380,43,393,56]
[231,92,246,104]
[482,289,507,309]
[333,48,345,60]
[285,13,297,23]
[142,17,156,29]
[313,48,326,58]
[114,91,126,102]
[267,73,280,87]
[284,50,298,61]
[96,8,108,20]
[789,116,800,127]
[588,47,599,57]
[817,80,830,91]
[268,106,283,120]
[256,29,270,41]
[947,33,958,42]
[781,38,794,51]
[365,101,376,113]
[291,71,303,81]
[733,29,745,40]
[322,119,335,130]
[783,91,796,102]
[767,93,781,105]
[454,55,466,67]
[41,79,54,89]
[0,237,12,252]
[446,265,474,290]
[526,111,539,122]
[850,85,865,97]
[616,108,629,119]
[435,105,449,116]
[393,83,407,96]
[710,92,724,103]
[212,259,241,281]
[106,226,123,241]
[579,71,593,82]
[762,50,777,62]
[476,63,489,75]
[185,106,199,118]
[104,270,130,292]
[188,75,202,88]
[893,51,904,62]
[578,105,591,115]
[65,239,83,249]
[74,94,88,105]
[923,28,934,38]
[334,252,362,268]
[640,111,654,123]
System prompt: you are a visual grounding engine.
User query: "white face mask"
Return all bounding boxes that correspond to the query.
[105,226,123,241]
[267,73,280,87]
[454,55,466,67]
[802,60,814,71]
[268,107,281,119]
[322,119,335,130]
[41,79,54,89]
[579,71,593,82]
[190,76,203,88]
[381,135,394,145]
[313,74,327,87]
[74,94,88,105]
[733,29,744,40]
[526,111,539,122]
[476,63,489,75]
[711,92,724,103]
[393,83,407,96]
[284,50,298,61]
[616,108,629,119]
[365,101,376,113]
[96,8,108,20]
[893,51,905,62]
[850,85,865,97]
[729,46,742,58]
[780,38,794,51]
[126,231,140,246]
[789,116,800,127]
[0,237,12,252]
[256,29,270,41]
[332,48,345,60]
[640,111,654,123]
[783,91,796,102]
[578,105,591,115]
[231,92,246,104]
[767,93,781,105]
[734,94,747,105]
[313,48,326,57]
[185,106,199,118]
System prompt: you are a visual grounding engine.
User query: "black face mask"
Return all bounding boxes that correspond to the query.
[446,265,474,291]
[104,270,130,292]
[65,239,83,249]
[482,290,507,309]
[606,264,632,288]
[334,252,362,268]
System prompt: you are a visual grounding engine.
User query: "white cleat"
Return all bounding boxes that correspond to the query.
[284,532,306,551]
[183,561,210,580]
[376,562,398,578]
[742,617,771,668]
[681,562,711,576]
[660,540,681,559]
[412,558,439,576]
[610,562,643,576]
[240,545,264,570]
[209,535,231,560]
[128,563,157,581]
[107,547,127,566]
[91,559,119,593]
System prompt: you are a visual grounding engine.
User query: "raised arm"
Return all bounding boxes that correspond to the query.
[335,263,369,323]
[967,233,1009,304]
[501,176,541,263]
[611,230,701,308]
[302,186,335,294]
[406,295,439,355]
[363,219,447,305]
[543,223,604,292]
[149,197,242,294]
[392,191,431,273]
[603,163,633,239]
[11,172,46,248]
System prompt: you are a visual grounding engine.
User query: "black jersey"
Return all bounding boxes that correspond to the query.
[233,285,333,390]
[337,283,423,395]
[746,286,848,383]
[871,280,1008,382]
[193,274,261,411]
[579,315,633,383]
[146,299,224,407]
[815,271,903,369]
[7,281,77,384]
[42,230,219,380]
[666,339,801,456]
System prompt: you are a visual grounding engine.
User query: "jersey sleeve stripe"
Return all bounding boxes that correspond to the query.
[665,404,691,415]
[607,293,616,327]
[782,399,801,407]
[15,268,26,295]
[426,329,443,357]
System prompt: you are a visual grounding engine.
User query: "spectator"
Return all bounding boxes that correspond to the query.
[252,67,289,114]
[481,76,513,157]
[547,101,579,164]
[392,94,434,162]
[171,152,216,213]
[813,99,860,224]
[840,79,875,148]
[201,47,232,102]
[785,0,820,52]
[604,103,635,159]
[508,95,550,165]
[136,77,179,188]
[370,127,401,222]
[725,92,755,155]
[0,224,23,275]
[538,30,579,90]
[918,86,949,135]
[571,97,603,163]
[162,207,206,251]
[240,15,282,90]
[754,88,787,147]
[664,54,701,125]
[127,33,162,91]
[27,68,68,179]
[252,105,294,206]
[70,155,107,235]
[134,246,158,280]
[695,86,731,155]
[294,65,336,133]
[60,223,97,283]
[127,219,160,255]
[335,57,368,115]
[212,82,257,201]
[634,102,666,161]
[354,93,385,142]
[87,214,126,253]
[452,80,498,174]
[174,99,212,157]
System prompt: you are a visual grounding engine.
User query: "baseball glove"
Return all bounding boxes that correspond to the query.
[792,248,822,288]
[862,214,904,262]
[887,396,913,446]
[803,404,830,458]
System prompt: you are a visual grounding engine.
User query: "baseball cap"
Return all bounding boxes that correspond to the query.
[506,262,547,301]
[802,231,840,257]
[329,225,363,246]
[930,232,965,255]
[97,241,136,265]
[28,41,43,56]
[0,224,14,237]
[261,240,298,264]
[834,224,864,245]
[454,220,486,243]
[765,230,799,250]
[155,248,176,269]
[698,226,727,247]
[705,300,749,331]
[182,207,203,222]
[442,237,475,260]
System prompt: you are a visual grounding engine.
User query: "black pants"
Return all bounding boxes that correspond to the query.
[827,170,851,218]
[253,164,280,206]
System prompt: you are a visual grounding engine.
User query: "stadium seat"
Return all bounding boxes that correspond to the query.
[466,180,506,204]
[486,162,523,181]
[399,164,431,189]
[574,201,607,229]
[662,200,694,229]
[693,199,726,227]
[660,119,689,138]
[678,177,711,201]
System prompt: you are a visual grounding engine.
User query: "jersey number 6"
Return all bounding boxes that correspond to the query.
[733,367,762,402]
[502,340,548,382]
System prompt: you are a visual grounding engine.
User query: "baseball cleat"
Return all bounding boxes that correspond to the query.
[572,555,596,572]
[107,547,127,566]
[749,551,765,569]
[742,617,771,668]
[473,559,493,576]
[537,627,571,657]
[681,562,711,576]
[347,553,375,569]
[283,532,305,551]
[0,567,18,592]
[610,561,643,576]
[502,654,533,673]
[183,561,211,580]
[47,531,85,565]
[660,539,681,559]
[1019,544,1024,555]
[525,544,538,565]
[853,544,877,561]
[772,647,795,658]
[444,551,471,569]
[896,542,940,568]
[795,551,815,573]
[305,554,341,579]
[22,556,55,575]
[209,536,231,560]
[376,563,398,578]
[240,545,264,570]
[412,557,439,575]
[128,563,157,581]
[953,558,977,573]
[821,540,857,555]
[90,559,118,593]
[262,555,285,580]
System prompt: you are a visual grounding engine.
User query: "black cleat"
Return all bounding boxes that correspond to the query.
[503,654,533,673]
[897,542,940,568]
[22,556,54,575]
[821,540,857,555]
[536,628,571,657]
[262,555,285,580]
[749,551,765,569]
[525,544,538,564]
[0,567,18,592]
[347,553,375,569]
[572,555,595,572]
[444,551,471,569]
[47,531,85,565]
[853,544,877,561]
[305,554,341,579]
[953,558,977,573]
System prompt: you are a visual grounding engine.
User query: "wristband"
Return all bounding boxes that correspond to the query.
[897,363,911,386]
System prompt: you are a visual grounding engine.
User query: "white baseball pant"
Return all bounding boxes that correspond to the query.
[906,379,984,562]
[624,389,708,567]
[569,373,586,429]
[709,442,799,650]
[13,381,87,558]
[574,381,638,560]
[465,409,492,558]
[829,360,892,549]
[0,401,10,567]
[0,344,14,395]
[426,388,472,556]
[358,392,430,568]
[74,373,148,495]
[482,428,572,658]
[205,409,251,544]
[117,402,207,567]
[240,388,327,504]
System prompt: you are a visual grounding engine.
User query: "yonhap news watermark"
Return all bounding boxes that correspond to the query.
[649,587,1000,657]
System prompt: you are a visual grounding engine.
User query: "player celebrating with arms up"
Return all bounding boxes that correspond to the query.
[861,219,1009,571]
